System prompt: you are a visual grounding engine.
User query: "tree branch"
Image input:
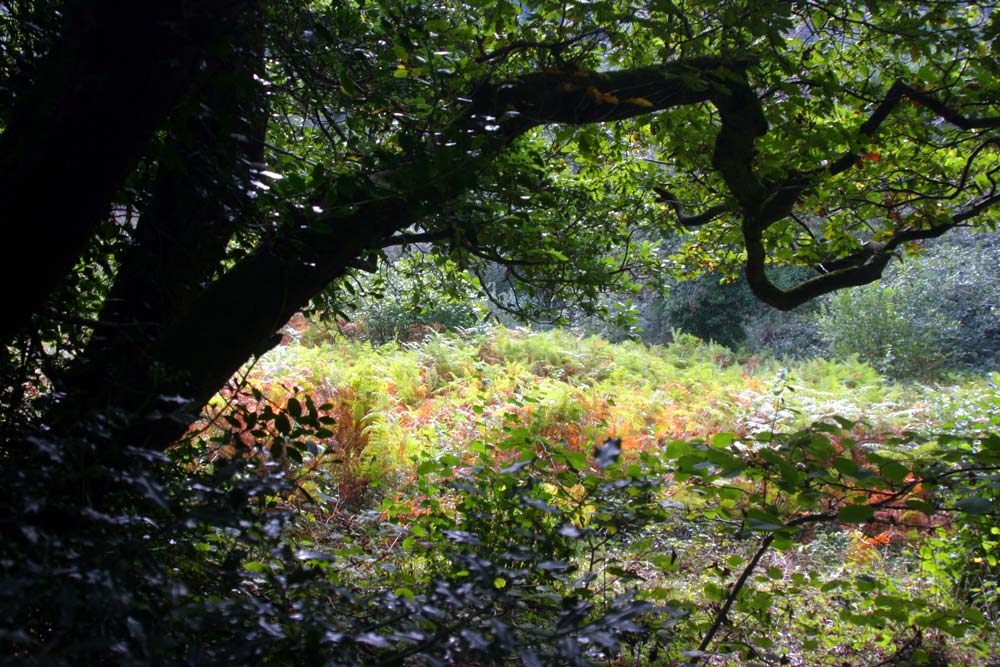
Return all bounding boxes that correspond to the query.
[745,190,1000,310]
[653,187,730,228]
[474,29,609,64]
[117,56,760,448]
[733,75,1000,310]
[691,511,836,665]
[467,56,757,138]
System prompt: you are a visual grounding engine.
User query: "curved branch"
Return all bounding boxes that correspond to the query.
[707,69,770,210]
[467,56,758,138]
[827,79,1000,178]
[730,72,1000,310]
[744,192,1000,310]
[653,187,730,228]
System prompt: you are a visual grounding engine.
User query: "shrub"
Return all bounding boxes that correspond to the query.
[343,254,488,345]
[816,283,961,380]
[816,234,1000,379]
[662,274,756,350]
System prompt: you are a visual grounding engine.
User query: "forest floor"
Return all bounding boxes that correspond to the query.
[196,324,999,665]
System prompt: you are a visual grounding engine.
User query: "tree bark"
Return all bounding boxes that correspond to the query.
[63,4,267,422]
[0,0,254,342]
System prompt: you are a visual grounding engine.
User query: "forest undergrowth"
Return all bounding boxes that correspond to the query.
[187,323,999,666]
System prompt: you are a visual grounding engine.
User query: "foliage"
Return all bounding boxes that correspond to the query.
[815,233,1000,380]
[4,325,1000,664]
[0,421,300,664]
[662,274,756,350]
[6,0,1000,449]
[315,253,489,345]
[886,235,1000,372]
[4,1,1000,665]
[817,283,961,380]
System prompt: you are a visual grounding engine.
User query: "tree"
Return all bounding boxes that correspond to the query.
[3,4,1000,663]
[2,0,999,449]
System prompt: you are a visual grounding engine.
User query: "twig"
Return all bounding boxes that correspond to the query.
[690,512,836,664]
[475,29,608,64]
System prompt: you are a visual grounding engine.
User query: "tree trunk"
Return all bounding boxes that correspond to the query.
[0,0,253,342]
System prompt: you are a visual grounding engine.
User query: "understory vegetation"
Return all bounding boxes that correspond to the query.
[181,324,997,665]
[4,321,999,665]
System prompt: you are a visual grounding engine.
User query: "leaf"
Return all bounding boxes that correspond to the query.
[563,449,589,471]
[275,413,291,435]
[879,460,908,484]
[622,96,654,107]
[905,499,936,515]
[500,458,533,475]
[833,458,874,480]
[558,524,582,538]
[832,416,856,430]
[710,432,735,448]
[832,458,859,477]
[746,509,784,532]
[954,496,994,516]
[521,651,543,667]
[416,460,438,475]
[665,439,695,458]
[356,633,389,648]
[594,437,622,468]
[838,505,875,523]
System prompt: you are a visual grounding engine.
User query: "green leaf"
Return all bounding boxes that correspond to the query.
[854,575,878,592]
[837,505,875,523]
[563,449,588,471]
[832,416,856,430]
[879,460,908,484]
[905,499,936,515]
[665,439,695,459]
[954,496,994,516]
[710,432,735,448]
[832,458,874,480]
[746,509,784,532]
[832,458,858,477]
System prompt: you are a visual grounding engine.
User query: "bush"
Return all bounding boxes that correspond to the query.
[661,274,756,350]
[6,371,998,665]
[816,234,1000,379]
[341,253,488,345]
[816,283,961,380]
